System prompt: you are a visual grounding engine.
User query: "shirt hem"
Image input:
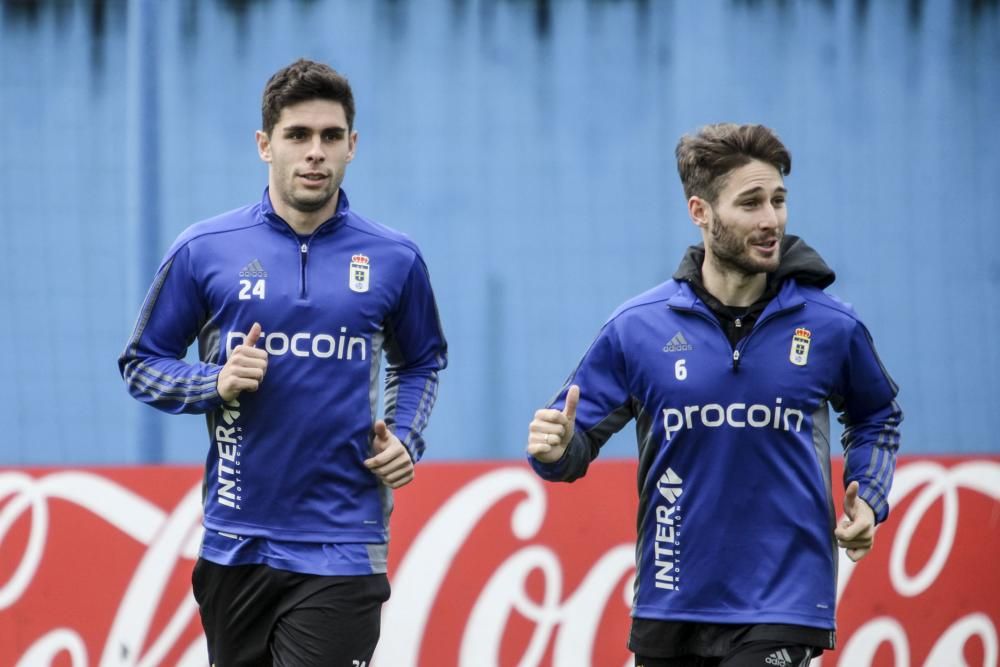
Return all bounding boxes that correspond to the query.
[631,606,835,628]
[203,518,387,543]
[199,545,385,576]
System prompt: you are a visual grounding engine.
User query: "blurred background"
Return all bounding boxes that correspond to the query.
[0,0,998,465]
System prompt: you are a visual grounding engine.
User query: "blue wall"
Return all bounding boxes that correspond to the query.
[1,0,998,464]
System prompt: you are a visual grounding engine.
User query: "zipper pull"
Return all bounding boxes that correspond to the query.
[732,349,741,371]
[299,242,310,298]
[734,317,742,328]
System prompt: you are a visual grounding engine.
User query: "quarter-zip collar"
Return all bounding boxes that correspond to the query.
[257,186,351,238]
[257,187,351,300]
[666,277,807,315]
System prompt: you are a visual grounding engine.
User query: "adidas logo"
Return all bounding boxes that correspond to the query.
[239,258,268,278]
[663,331,693,352]
[764,648,793,666]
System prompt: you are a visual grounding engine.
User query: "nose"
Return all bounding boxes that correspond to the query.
[758,203,779,230]
[305,136,325,163]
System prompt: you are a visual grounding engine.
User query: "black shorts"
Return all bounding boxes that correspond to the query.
[630,618,832,666]
[191,558,391,667]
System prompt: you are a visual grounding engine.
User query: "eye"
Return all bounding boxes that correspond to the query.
[772,197,786,207]
[323,130,344,142]
[287,130,306,140]
[741,200,759,209]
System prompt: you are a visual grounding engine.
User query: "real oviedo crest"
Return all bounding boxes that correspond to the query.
[790,327,811,366]
[350,254,370,293]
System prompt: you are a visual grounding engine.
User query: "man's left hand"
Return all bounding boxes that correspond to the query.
[835,480,876,562]
[364,421,414,489]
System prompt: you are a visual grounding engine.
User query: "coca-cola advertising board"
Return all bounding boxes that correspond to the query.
[1,456,998,666]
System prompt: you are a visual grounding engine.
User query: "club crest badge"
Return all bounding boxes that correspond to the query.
[349,254,370,293]
[790,327,811,366]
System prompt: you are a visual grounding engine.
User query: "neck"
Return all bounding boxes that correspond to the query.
[270,189,340,236]
[700,252,767,307]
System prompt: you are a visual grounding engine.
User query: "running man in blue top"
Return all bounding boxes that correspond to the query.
[120,59,447,666]
[527,123,900,667]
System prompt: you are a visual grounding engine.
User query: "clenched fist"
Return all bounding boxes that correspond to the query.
[365,420,415,489]
[526,384,580,463]
[218,322,269,402]
[835,481,877,562]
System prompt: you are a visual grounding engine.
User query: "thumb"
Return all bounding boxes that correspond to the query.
[562,384,580,422]
[843,481,859,520]
[373,420,390,450]
[245,322,262,347]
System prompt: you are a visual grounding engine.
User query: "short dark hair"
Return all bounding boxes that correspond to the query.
[675,123,791,204]
[261,59,355,135]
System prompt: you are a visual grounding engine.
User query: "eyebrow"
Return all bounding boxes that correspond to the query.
[281,125,347,135]
[735,185,787,199]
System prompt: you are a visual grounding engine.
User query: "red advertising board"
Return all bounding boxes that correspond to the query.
[1,457,998,666]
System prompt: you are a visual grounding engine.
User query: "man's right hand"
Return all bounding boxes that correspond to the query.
[217,322,269,402]
[526,384,580,463]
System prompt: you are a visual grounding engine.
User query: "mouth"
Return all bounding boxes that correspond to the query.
[298,172,329,184]
[750,237,779,253]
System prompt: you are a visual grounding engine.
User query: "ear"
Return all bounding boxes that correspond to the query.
[688,196,711,230]
[345,130,358,163]
[255,130,272,163]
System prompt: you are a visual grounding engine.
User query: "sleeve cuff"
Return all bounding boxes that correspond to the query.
[527,449,570,481]
[855,480,890,524]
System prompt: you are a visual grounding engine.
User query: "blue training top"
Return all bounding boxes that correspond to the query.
[120,188,447,575]
[530,240,900,630]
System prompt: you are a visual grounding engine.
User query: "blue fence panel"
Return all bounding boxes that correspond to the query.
[0,0,997,464]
